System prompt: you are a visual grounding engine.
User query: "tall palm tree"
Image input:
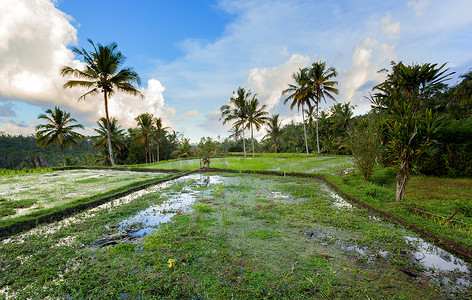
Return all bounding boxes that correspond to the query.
[245,97,269,156]
[135,113,154,164]
[92,117,126,160]
[282,68,311,155]
[220,87,251,157]
[307,61,339,154]
[61,39,144,166]
[263,114,283,157]
[153,117,168,163]
[35,106,84,166]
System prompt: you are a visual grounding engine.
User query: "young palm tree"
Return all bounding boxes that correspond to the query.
[172,138,193,158]
[92,117,126,160]
[220,87,251,157]
[135,113,154,164]
[245,97,269,156]
[282,68,311,155]
[307,61,339,154]
[263,114,283,157]
[35,106,84,166]
[228,125,243,142]
[61,39,144,166]
[153,117,168,163]
[304,105,317,134]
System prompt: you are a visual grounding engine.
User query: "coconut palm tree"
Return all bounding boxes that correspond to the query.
[135,113,154,164]
[35,106,84,166]
[245,97,269,156]
[283,68,311,155]
[172,138,193,158]
[228,125,243,142]
[92,117,126,160]
[153,117,168,163]
[304,105,317,134]
[220,87,251,157]
[307,61,339,154]
[263,114,283,157]
[61,39,144,166]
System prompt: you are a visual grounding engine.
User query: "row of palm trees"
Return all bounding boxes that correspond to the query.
[221,61,339,156]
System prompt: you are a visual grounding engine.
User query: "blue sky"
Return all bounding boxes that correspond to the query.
[1,0,471,141]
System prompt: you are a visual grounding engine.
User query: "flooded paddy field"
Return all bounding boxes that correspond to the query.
[0,172,470,299]
[0,169,169,219]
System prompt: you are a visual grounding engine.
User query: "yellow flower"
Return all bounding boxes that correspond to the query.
[167,258,176,268]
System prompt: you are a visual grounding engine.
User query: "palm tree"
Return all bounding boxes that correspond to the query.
[135,113,154,164]
[304,105,317,134]
[153,117,168,163]
[306,61,339,154]
[453,70,472,105]
[35,106,84,166]
[61,39,144,166]
[172,138,193,158]
[92,117,126,160]
[245,97,269,156]
[228,125,243,142]
[220,87,251,157]
[283,68,311,155]
[263,114,283,157]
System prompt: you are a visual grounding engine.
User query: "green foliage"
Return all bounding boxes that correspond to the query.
[194,204,214,213]
[369,166,396,186]
[247,229,279,239]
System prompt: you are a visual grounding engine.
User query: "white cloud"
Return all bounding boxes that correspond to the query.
[379,13,401,40]
[246,54,312,111]
[339,38,396,112]
[107,79,175,129]
[407,0,431,17]
[181,110,199,119]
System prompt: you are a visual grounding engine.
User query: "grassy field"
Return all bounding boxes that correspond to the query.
[2,172,469,298]
[130,154,354,174]
[1,154,471,298]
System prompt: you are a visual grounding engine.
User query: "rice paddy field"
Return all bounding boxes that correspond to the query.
[1,155,471,299]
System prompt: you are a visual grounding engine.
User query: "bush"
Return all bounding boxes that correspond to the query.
[369,167,396,186]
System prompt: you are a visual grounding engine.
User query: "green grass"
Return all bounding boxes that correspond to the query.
[2,172,463,298]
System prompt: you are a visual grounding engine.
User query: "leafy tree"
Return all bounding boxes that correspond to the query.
[263,114,283,157]
[283,68,311,155]
[306,61,339,154]
[172,138,193,158]
[35,106,84,166]
[370,62,453,201]
[453,70,472,107]
[220,87,251,156]
[245,97,269,156]
[61,39,144,166]
[135,113,154,164]
[92,117,126,161]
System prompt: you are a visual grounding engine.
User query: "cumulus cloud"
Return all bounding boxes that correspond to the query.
[196,111,225,135]
[181,110,199,119]
[246,54,312,111]
[380,13,401,40]
[107,79,175,129]
[0,119,38,136]
[339,38,396,112]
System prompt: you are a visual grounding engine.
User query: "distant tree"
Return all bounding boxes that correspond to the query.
[135,113,154,164]
[153,117,168,163]
[220,87,251,157]
[92,117,126,160]
[453,70,472,106]
[370,61,453,202]
[263,114,283,157]
[283,68,311,155]
[228,125,243,142]
[61,39,143,166]
[245,97,269,156]
[307,61,339,154]
[35,106,84,166]
[172,138,193,158]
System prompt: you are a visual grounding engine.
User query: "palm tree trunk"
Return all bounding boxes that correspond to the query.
[104,92,116,166]
[242,126,246,157]
[275,142,278,158]
[60,144,66,166]
[157,136,160,162]
[302,103,309,156]
[251,123,255,157]
[316,102,320,155]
